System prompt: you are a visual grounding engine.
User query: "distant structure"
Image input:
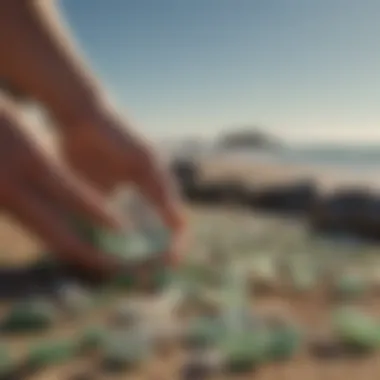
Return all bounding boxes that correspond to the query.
[215,127,282,151]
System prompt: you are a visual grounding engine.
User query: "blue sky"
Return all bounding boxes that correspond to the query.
[59,0,380,144]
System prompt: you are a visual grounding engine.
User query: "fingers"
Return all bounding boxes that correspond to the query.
[2,182,118,276]
[132,153,187,268]
[34,161,123,231]
[131,147,186,233]
[1,95,122,233]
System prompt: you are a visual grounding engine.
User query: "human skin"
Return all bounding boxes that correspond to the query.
[0,0,185,276]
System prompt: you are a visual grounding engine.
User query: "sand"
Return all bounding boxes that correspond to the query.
[0,207,379,379]
[2,134,380,379]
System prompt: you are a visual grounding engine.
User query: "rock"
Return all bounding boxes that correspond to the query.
[308,337,346,360]
[309,189,379,240]
[180,352,221,380]
[250,181,317,215]
[183,181,247,206]
[170,159,199,186]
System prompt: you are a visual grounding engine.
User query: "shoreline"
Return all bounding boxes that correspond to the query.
[197,155,380,194]
[1,154,380,267]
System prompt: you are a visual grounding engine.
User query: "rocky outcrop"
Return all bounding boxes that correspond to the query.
[248,181,318,215]
[216,128,282,151]
[309,189,380,240]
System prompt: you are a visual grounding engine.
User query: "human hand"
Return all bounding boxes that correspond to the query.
[56,104,186,268]
[0,0,186,272]
[0,96,128,276]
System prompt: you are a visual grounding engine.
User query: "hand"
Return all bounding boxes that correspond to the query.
[0,96,125,276]
[56,104,186,268]
[0,0,186,272]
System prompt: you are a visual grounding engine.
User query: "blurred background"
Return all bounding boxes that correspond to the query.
[2,0,380,379]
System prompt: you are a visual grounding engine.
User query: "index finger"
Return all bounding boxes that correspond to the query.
[132,148,186,233]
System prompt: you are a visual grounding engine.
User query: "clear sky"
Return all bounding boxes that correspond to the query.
[59,0,380,144]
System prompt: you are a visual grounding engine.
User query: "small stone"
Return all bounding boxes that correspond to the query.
[68,370,96,380]
[180,358,218,380]
[56,282,93,316]
[309,338,345,360]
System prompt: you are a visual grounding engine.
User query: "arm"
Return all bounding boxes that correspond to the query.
[0,0,186,266]
[0,0,105,125]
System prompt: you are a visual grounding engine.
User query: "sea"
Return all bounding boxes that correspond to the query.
[255,145,380,171]
[164,142,380,182]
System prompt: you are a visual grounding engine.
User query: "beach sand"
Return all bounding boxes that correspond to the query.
[1,149,380,379]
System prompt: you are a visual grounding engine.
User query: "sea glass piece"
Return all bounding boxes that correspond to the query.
[267,323,302,360]
[72,190,171,267]
[248,255,278,292]
[1,299,57,332]
[102,328,151,368]
[332,306,380,349]
[0,344,13,376]
[222,329,271,373]
[26,340,79,369]
[220,263,271,372]
[56,282,93,316]
[334,274,368,299]
[80,326,106,351]
[182,316,223,349]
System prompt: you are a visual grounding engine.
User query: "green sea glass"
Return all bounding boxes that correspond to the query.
[332,307,380,349]
[267,324,302,360]
[222,329,271,372]
[183,316,223,348]
[1,299,57,333]
[102,328,151,367]
[58,283,94,316]
[334,274,368,299]
[80,326,106,351]
[287,260,316,292]
[26,340,79,369]
[73,212,172,291]
[0,345,13,375]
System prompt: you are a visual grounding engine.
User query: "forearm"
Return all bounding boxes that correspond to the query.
[0,0,107,126]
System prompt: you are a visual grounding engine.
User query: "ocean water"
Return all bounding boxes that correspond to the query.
[165,142,380,181]
[277,146,380,169]
[218,145,380,180]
